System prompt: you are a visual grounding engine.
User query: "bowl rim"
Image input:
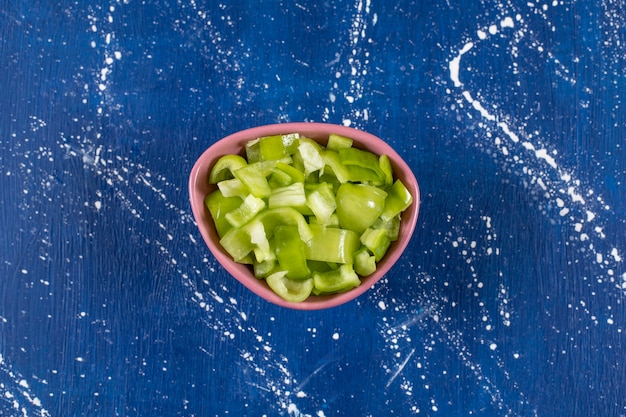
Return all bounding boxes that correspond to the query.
[188,122,420,310]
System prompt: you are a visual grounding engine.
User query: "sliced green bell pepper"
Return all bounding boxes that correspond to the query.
[269,182,307,209]
[269,161,305,188]
[304,224,360,264]
[217,177,249,199]
[266,271,314,302]
[320,149,350,183]
[335,183,387,233]
[204,190,243,237]
[209,154,248,184]
[360,227,391,261]
[205,131,416,302]
[380,179,413,222]
[258,133,300,161]
[297,141,325,177]
[250,207,313,242]
[306,260,335,273]
[259,134,286,161]
[276,161,305,183]
[354,246,377,276]
[233,160,277,198]
[274,226,311,279]
[253,258,277,278]
[219,207,312,262]
[245,138,260,163]
[305,182,336,225]
[219,225,256,262]
[378,154,394,186]
[345,164,384,184]
[321,149,383,183]
[339,147,385,181]
[326,133,353,151]
[248,220,274,262]
[224,194,266,228]
[371,213,401,241]
[312,263,361,294]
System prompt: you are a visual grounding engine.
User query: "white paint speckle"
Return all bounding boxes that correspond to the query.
[611,248,621,262]
[501,16,515,28]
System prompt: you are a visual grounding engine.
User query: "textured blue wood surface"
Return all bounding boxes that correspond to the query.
[1,1,625,416]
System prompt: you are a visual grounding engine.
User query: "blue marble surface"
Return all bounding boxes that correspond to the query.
[1,1,625,416]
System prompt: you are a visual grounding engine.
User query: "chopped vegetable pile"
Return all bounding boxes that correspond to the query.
[204,132,413,302]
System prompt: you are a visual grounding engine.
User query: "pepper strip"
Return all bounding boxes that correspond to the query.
[312,264,361,294]
[304,224,360,264]
[219,207,312,263]
[259,134,300,161]
[233,160,277,198]
[360,227,391,262]
[338,147,385,181]
[266,271,313,302]
[305,182,336,225]
[274,226,311,279]
[204,190,243,238]
[209,154,247,184]
[380,179,413,222]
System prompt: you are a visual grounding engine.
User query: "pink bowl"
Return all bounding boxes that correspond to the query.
[189,122,420,310]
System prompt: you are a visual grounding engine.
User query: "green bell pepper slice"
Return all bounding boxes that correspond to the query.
[253,258,278,278]
[269,161,306,188]
[306,260,335,273]
[326,133,353,151]
[304,224,360,264]
[297,141,325,176]
[209,154,248,184]
[321,149,382,184]
[217,177,249,198]
[269,182,307,209]
[266,271,314,302]
[380,179,413,222]
[219,207,312,262]
[224,194,266,228]
[245,138,260,163]
[259,135,285,161]
[305,182,336,225]
[360,227,391,262]
[258,134,300,161]
[204,190,243,237]
[268,167,292,189]
[378,154,394,186]
[354,246,377,276]
[345,165,384,184]
[312,263,361,294]
[335,183,387,233]
[320,149,350,183]
[233,160,277,198]
[219,225,256,262]
[250,207,313,242]
[248,220,274,262]
[339,147,385,180]
[274,226,311,279]
[274,161,305,183]
[371,213,401,241]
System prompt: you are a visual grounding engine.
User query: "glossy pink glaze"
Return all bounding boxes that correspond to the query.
[188,122,420,310]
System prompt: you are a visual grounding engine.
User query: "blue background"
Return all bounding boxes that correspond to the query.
[1,1,625,416]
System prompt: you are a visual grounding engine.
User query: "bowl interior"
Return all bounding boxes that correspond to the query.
[189,122,420,310]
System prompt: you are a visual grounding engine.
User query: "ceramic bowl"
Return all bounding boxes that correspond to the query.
[189,122,420,310]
